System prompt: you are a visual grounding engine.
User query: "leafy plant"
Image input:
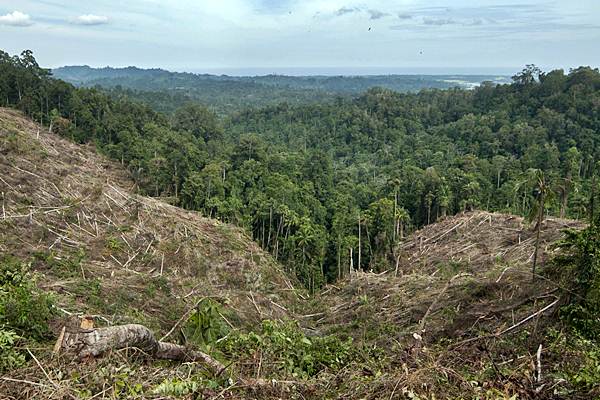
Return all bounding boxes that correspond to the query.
[183,298,230,346]
[0,257,54,340]
[218,320,354,379]
[554,216,600,338]
[0,329,26,373]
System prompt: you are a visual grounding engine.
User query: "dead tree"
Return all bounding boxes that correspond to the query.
[57,320,226,375]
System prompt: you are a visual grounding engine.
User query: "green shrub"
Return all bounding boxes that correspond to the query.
[0,329,26,373]
[183,298,230,347]
[554,217,600,339]
[218,320,354,379]
[0,257,54,340]
[152,379,200,397]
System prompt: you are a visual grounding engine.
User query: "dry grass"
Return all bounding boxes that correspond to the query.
[398,210,584,275]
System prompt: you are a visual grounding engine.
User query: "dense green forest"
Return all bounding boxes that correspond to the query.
[2,49,599,290]
[52,65,509,114]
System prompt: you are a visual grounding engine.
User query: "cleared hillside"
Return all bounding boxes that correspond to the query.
[0,107,297,331]
[399,211,584,274]
[305,212,591,399]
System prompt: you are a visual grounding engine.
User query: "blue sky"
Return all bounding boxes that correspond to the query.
[1,0,599,74]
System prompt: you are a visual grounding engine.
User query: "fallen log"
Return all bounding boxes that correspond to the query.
[60,323,226,374]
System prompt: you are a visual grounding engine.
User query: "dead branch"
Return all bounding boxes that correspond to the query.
[450,299,559,349]
[160,297,207,342]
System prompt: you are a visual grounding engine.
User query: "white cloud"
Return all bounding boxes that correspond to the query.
[0,11,33,27]
[71,14,109,25]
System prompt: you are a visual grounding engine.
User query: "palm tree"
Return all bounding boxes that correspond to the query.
[516,169,554,281]
[395,208,410,240]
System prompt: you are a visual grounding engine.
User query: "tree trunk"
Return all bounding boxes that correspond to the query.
[349,247,353,277]
[60,324,225,374]
[591,175,596,222]
[393,190,398,242]
[337,238,341,279]
[357,212,361,271]
[497,169,501,189]
[532,192,544,282]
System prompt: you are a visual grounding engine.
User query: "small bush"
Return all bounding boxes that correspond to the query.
[218,320,354,379]
[184,299,229,346]
[0,257,54,340]
[0,329,26,373]
[184,298,230,347]
[553,217,600,339]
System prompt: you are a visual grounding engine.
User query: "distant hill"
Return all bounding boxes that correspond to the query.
[52,65,511,114]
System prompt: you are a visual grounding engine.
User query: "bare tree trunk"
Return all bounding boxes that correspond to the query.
[267,206,273,249]
[497,169,501,189]
[591,174,596,222]
[357,212,361,271]
[60,324,225,374]
[349,247,353,278]
[393,190,397,242]
[532,192,544,282]
[337,238,341,279]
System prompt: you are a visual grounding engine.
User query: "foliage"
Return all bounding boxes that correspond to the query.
[0,257,54,340]
[183,298,230,347]
[3,49,600,290]
[52,65,503,115]
[218,320,354,379]
[567,336,600,390]
[152,376,221,397]
[0,329,26,373]
[0,257,54,374]
[554,216,600,339]
[152,379,201,396]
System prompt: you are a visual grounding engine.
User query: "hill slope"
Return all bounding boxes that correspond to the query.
[0,107,297,331]
[304,212,592,399]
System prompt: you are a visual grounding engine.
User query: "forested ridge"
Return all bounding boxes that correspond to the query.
[2,50,599,290]
[52,65,509,114]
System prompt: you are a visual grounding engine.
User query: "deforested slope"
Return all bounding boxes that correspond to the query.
[399,210,584,274]
[0,107,297,331]
[304,211,592,399]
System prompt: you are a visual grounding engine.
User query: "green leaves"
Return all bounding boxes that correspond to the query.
[0,257,55,374]
[218,320,354,379]
[0,257,55,341]
[555,217,600,339]
[183,299,230,347]
[0,329,26,373]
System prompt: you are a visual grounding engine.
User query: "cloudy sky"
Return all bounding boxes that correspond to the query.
[1,0,599,75]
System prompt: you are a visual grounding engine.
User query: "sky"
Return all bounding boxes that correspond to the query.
[1,0,599,75]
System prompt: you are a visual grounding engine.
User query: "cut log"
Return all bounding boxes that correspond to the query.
[60,323,226,374]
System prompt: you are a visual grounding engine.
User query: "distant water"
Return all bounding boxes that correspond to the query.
[181,66,518,77]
